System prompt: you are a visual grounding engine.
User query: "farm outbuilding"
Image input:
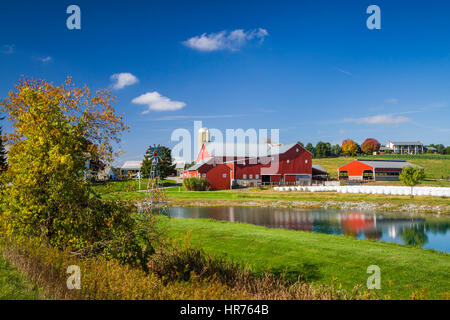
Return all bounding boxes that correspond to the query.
[338,159,423,181]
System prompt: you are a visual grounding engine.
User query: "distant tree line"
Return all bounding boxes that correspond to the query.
[299,138,450,158]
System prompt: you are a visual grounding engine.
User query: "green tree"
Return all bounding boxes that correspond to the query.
[331,144,342,157]
[305,143,315,156]
[315,141,330,158]
[399,165,425,197]
[141,145,176,179]
[297,141,304,147]
[446,146,450,155]
[0,117,7,172]
[0,78,160,270]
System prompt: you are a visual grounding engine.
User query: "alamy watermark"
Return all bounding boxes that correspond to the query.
[66,5,81,30]
[171,121,282,171]
[366,265,381,289]
[66,265,81,290]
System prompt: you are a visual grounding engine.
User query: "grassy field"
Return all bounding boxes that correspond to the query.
[166,217,450,300]
[313,155,450,187]
[0,253,43,300]
[100,186,450,213]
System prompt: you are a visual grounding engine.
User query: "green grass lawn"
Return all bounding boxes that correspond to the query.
[0,253,43,300]
[166,217,450,300]
[91,178,178,194]
[313,155,450,187]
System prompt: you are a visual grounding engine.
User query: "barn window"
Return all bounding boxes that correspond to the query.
[202,173,206,178]
[255,174,259,179]
[243,174,247,179]
[287,160,290,163]
[223,173,227,178]
[305,160,308,164]
[296,148,299,152]
[249,174,253,179]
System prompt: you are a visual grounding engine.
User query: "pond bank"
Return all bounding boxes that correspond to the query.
[167,198,449,215]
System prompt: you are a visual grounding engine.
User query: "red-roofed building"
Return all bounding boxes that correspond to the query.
[184,141,313,190]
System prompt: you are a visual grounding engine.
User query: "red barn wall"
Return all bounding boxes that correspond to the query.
[261,145,312,176]
[198,164,231,190]
[338,161,374,177]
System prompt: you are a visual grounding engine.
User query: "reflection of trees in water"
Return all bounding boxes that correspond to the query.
[401,225,429,248]
[313,220,342,235]
[424,221,450,235]
[364,230,382,240]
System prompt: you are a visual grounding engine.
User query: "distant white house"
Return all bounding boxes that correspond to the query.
[120,160,142,177]
[386,141,424,154]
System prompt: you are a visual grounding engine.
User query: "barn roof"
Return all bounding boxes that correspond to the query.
[202,142,300,158]
[121,161,142,170]
[356,159,423,169]
[186,157,213,171]
[312,164,327,174]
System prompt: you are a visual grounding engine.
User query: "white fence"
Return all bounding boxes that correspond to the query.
[273,185,450,197]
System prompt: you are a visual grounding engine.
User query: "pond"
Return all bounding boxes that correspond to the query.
[166,207,450,253]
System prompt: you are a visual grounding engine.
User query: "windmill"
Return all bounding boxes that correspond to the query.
[142,144,168,215]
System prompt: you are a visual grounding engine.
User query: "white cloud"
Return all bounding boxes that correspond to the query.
[2,44,15,54]
[110,72,139,90]
[132,92,186,113]
[344,114,411,125]
[39,56,52,62]
[183,28,268,52]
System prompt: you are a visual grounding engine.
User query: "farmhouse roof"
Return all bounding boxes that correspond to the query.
[390,141,423,146]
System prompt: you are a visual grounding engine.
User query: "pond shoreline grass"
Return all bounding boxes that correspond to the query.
[102,187,450,215]
[166,217,450,300]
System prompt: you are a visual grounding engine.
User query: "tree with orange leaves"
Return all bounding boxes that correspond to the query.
[361,138,380,154]
[341,139,358,156]
[0,78,157,269]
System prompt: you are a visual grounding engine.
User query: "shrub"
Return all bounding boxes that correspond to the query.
[149,237,248,284]
[183,177,211,191]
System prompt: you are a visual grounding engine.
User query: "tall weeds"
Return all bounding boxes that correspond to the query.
[0,236,377,300]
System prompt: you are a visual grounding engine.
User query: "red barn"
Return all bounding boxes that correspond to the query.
[184,142,312,190]
[338,159,423,181]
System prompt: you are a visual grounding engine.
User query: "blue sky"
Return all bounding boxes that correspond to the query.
[1,0,449,164]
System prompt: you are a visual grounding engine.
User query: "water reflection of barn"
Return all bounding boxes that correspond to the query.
[338,213,425,240]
